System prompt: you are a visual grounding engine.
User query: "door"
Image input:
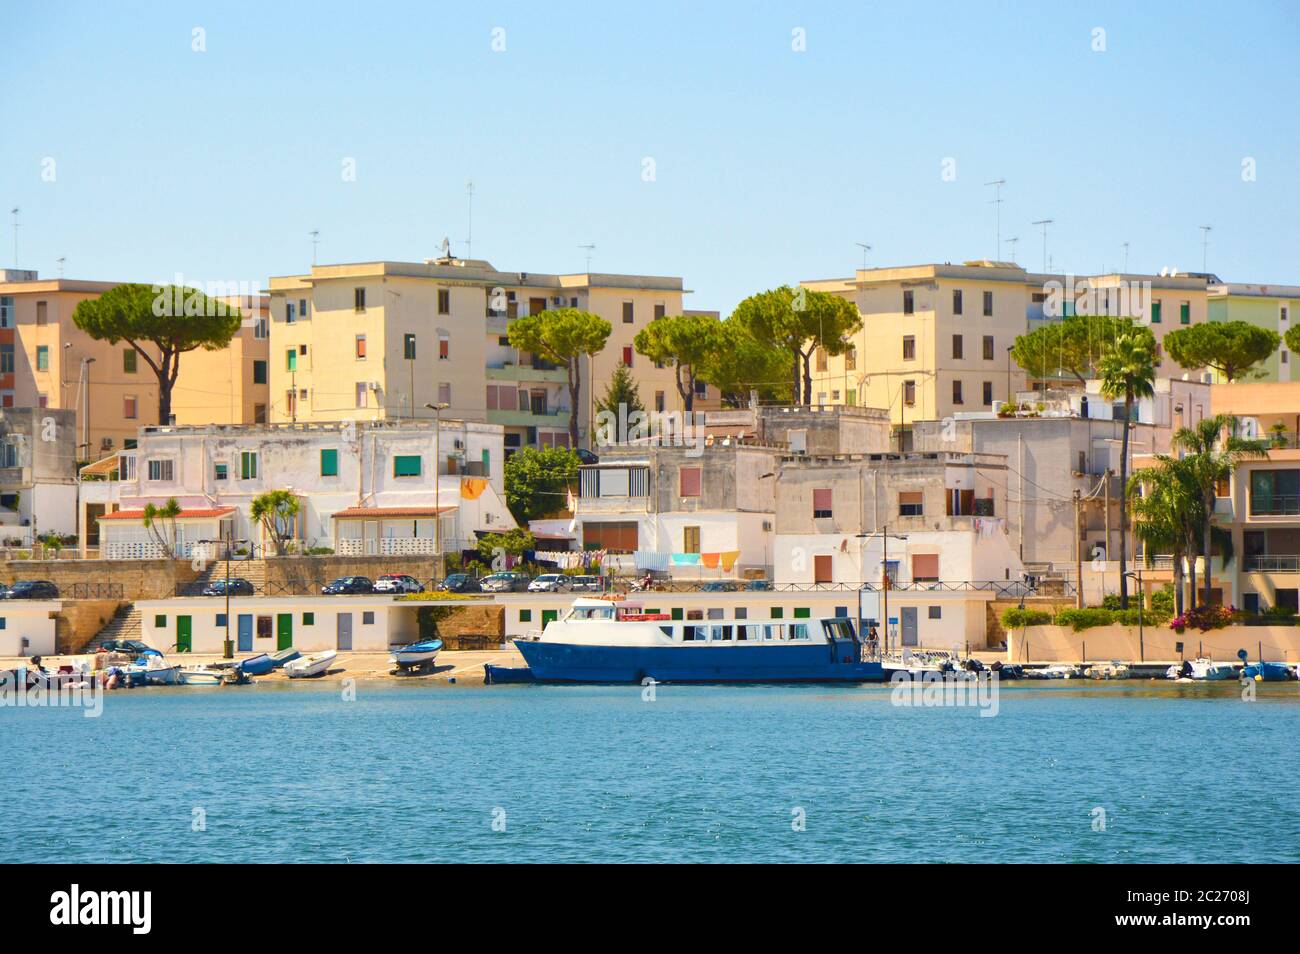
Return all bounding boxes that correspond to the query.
[364,521,379,556]
[176,615,192,653]
[237,614,253,652]
[541,609,558,627]
[276,613,293,650]
[813,555,833,584]
[337,613,353,651]
[901,606,919,647]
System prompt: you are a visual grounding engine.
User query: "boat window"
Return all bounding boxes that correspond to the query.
[686,609,704,620]
[790,624,810,641]
[659,626,674,637]
[767,624,785,641]
[710,625,733,642]
[568,606,613,621]
[682,625,701,642]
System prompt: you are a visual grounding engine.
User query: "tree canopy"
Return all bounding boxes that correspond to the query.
[503,446,579,526]
[730,286,861,404]
[634,313,726,412]
[507,308,611,447]
[593,362,645,442]
[250,489,301,556]
[1164,321,1280,382]
[1010,313,1127,384]
[700,319,794,407]
[73,283,242,423]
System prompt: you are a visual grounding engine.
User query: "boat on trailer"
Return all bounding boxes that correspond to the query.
[512,598,884,684]
[391,639,443,671]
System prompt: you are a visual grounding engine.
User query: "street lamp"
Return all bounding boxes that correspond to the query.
[1123,568,1144,662]
[82,356,96,460]
[222,533,249,659]
[425,402,450,576]
[855,527,908,654]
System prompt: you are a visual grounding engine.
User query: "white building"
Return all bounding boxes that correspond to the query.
[0,600,61,656]
[0,408,79,541]
[78,419,516,559]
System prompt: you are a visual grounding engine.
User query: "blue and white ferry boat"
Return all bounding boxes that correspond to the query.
[512,598,885,684]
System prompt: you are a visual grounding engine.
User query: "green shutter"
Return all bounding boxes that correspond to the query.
[1151,302,1162,324]
[123,349,137,373]
[253,360,267,384]
[770,607,784,619]
[519,609,532,622]
[36,346,48,370]
[794,607,811,619]
[670,608,683,620]
[303,612,315,625]
[320,448,338,477]
[286,349,297,371]
[1180,303,1190,324]
[394,455,421,477]
[241,451,257,480]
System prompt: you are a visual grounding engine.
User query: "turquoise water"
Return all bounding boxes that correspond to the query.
[4,681,1298,863]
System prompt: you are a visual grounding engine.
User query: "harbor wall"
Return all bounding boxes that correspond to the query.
[0,559,202,600]
[1008,624,1300,663]
[264,554,444,591]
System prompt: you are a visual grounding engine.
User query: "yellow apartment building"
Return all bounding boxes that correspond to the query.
[801,261,1211,443]
[265,257,716,453]
[1207,282,1300,383]
[0,270,269,459]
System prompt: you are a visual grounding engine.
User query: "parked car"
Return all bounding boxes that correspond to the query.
[528,574,571,593]
[322,576,375,595]
[373,574,424,594]
[569,575,604,592]
[480,572,531,593]
[98,639,162,657]
[575,448,599,465]
[3,580,59,600]
[701,580,739,592]
[201,577,255,597]
[439,573,483,594]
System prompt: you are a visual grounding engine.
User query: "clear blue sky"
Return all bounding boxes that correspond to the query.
[3,1,1298,313]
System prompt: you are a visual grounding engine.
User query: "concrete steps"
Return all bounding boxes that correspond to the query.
[87,604,143,649]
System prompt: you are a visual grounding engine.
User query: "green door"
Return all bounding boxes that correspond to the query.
[276,613,293,650]
[541,610,558,627]
[176,615,192,653]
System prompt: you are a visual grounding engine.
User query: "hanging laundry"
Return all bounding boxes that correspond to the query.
[700,552,721,569]
[460,477,489,500]
[671,553,702,566]
[634,550,670,571]
[719,550,741,572]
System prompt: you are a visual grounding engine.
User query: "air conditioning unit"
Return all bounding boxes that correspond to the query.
[368,382,382,392]
[100,437,114,450]
[762,520,773,532]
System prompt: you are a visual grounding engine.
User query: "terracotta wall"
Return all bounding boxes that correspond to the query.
[1007,624,1300,663]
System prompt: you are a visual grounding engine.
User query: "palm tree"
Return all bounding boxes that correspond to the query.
[1098,329,1157,608]
[1128,456,1199,615]
[1172,414,1267,608]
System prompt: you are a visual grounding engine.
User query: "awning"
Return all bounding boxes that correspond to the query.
[331,506,457,519]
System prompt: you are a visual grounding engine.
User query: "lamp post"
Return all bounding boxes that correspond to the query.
[425,402,449,578]
[1123,568,1144,662]
[82,357,96,459]
[856,527,908,653]
[221,532,249,660]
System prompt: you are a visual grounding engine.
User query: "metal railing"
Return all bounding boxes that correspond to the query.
[1249,495,1300,516]
[1245,554,1300,572]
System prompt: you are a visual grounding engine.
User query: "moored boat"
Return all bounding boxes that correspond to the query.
[179,667,226,686]
[268,648,301,669]
[391,639,442,671]
[284,650,336,679]
[1084,661,1131,680]
[1240,660,1297,682]
[511,597,884,684]
[1024,664,1082,680]
[1168,658,1237,681]
[236,653,275,676]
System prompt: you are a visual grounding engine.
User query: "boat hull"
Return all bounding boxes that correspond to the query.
[237,654,274,676]
[514,640,884,683]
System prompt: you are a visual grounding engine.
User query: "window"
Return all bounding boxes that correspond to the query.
[622,346,633,367]
[899,491,923,516]
[844,346,856,370]
[983,381,993,406]
[394,455,422,477]
[320,448,339,477]
[982,291,993,316]
[355,383,367,408]
[622,301,634,323]
[0,344,12,373]
[902,336,915,360]
[952,289,963,315]
[405,334,417,360]
[694,378,707,396]
[679,467,702,497]
[1151,301,1162,323]
[928,606,942,620]
[912,554,940,582]
[286,349,297,372]
[216,613,227,627]
[286,302,295,323]
[438,382,451,405]
[154,615,167,628]
[654,303,665,320]
[1284,351,1291,365]
[214,462,228,481]
[952,334,963,360]
[437,289,450,314]
[683,525,701,554]
[654,391,665,413]
[1180,301,1191,324]
[903,380,916,406]
[582,521,638,552]
[298,298,309,320]
[253,360,267,384]
[147,458,174,481]
[36,346,48,371]
[123,396,138,419]
[253,404,267,424]
[363,611,375,625]
[903,290,914,314]
[952,380,963,404]
[983,335,994,360]
[285,390,297,418]
[1281,306,1289,323]
[241,451,258,480]
[1250,469,1300,515]
[438,336,449,360]
[354,287,366,311]
[519,609,532,623]
[813,488,833,518]
[770,607,784,620]
[257,616,272,639]
[0,296,12,327]
[355,335,366,359]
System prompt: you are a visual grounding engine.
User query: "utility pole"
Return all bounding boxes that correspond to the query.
[1074,489,1084,609]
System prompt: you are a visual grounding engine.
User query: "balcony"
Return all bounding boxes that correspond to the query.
[1245,554,1300,573]
[486,364,568,384]
[1249,495,1300,517]
[486,407,571,429]
[486,314,511,336]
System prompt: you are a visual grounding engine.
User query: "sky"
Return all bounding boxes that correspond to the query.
[3,0,1298,314]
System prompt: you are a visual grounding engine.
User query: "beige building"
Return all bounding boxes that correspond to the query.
[0,270,269,459]
[801,261,1211,444]
[265,257,716,453]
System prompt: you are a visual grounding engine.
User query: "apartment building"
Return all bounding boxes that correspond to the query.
[265,257,715,453]
[0,407,78,538]
[800,261,1211,441]
[171,293,271,427]
[77,419,512,558]
[1207,282,1300,383]
[0,270,270,458]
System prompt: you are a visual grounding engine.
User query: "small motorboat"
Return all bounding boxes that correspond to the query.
[1024,664,1082,680]
[484,664,536,684]
[141,659,182,686]
[390,639,442,671]
[1240,660,1297,682]
[1084,661,1131,680]
[236,653,275,676]
[268,648,301,669]
[1167,658,1237,681]
[284,650,336,679]
[179,667,225,686]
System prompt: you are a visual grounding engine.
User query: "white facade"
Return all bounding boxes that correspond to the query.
[774,526,1024,588]
[79,420,515,558]
[0,601,61,657]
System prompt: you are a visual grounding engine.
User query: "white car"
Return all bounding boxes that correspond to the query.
[372,574,424,594]
[527,574,571,592]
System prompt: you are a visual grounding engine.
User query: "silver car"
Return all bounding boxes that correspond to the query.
[569,575,603,592]
[527,574,571,593]
[480,572,530,592]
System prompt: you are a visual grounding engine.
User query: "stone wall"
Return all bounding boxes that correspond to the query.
[1,559,202,600]
[265,555,445,592]
[55,599,125,653]
[986,598,1075,647]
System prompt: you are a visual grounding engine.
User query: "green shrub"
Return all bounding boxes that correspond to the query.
[1000,607,1053,629]
[1053,607,1115,631]
[395,592,485,603]
[1113,607,1171,627]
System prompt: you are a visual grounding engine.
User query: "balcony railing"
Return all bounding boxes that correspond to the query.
[1245,554,1300,572]
[1249,495,1300,516]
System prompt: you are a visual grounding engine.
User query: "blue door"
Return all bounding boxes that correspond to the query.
[237,614,254,652]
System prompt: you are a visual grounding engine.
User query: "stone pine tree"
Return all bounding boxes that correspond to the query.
[507,308,612,448]
[593,362,646,443]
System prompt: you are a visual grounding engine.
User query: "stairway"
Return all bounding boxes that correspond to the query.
[86,604,143,650]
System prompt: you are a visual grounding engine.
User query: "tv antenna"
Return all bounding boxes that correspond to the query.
[854,242,872,270]
[1121,241,1130,273]
[310,230,320,265]
[1032,219,1054,272]
[465,181,475,259]
[985,180,1006,259]
[579,244,595,272]
[9,208,18,267]
[1005,236,1019,264]
[1199,225,1212,272]
[57,256,66,278]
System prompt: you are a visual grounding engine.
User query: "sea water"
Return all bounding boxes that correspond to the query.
[3,681,1297,863]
